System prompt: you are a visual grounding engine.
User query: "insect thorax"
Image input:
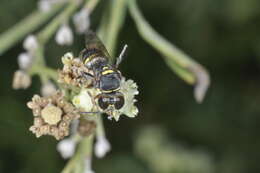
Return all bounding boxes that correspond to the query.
[96,66,122,92]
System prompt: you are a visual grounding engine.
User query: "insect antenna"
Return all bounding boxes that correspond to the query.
[116,44,128,68]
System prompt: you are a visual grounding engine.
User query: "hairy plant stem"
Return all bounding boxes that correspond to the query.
[62,135,94,173]
[0,3,65,55]
[105,0,127,58]
[30,0,89,85]
[128,0,210,102]
[37,0,79,45]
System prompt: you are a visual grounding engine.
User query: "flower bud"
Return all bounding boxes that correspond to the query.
[57,138,76,159]
[17,52,33,70]
[41,81,56,96]
[55,24,74,46]
[73,8,90,34]
[12,70,31,89]
[23,35,38,52]
[94,136,111,158]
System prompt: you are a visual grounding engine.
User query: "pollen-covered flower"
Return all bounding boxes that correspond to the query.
[12,70,31,89]
[55,24,74,46]
[27,91,80,140]
[73,8,90,34]
[58,52,93,88]
[72,89,98,112]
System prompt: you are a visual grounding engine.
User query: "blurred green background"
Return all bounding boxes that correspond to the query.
[1,0,260,172]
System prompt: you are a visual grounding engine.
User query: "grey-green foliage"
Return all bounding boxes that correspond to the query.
[134,126,215,173]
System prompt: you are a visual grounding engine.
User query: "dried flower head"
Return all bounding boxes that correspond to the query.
[27,91,80,140]
[12,70,31,89]
[58,52,93,88]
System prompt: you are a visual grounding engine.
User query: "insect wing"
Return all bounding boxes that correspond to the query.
[85,31,111,58]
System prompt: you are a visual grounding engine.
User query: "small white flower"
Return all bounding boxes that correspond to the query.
[41,81,56,96]
[18,52,33,70]
[94,136,111,158]
[73,8,90,34]
[73,89,99,112]
[23,35,38,52]
[38,0,65,12]
[55,24,74,46]
[57,138,76,159]
[38,0,51,12]
[83,157,95,173]
[119,78,139,117]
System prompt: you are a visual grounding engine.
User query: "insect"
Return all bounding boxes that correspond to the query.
[79,31,127,113]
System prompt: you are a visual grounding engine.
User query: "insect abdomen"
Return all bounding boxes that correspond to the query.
[81,48,104,64]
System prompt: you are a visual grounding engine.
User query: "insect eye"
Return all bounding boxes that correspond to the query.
[98,97,110,110]
[114,96,124,110]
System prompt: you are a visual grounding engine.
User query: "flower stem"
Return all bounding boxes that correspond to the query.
[105,0,127,58]
[61,135,94,173]
[128,0,210,102]
[37,1,80,45]
[96,115,105,137]
[0,3,65,55]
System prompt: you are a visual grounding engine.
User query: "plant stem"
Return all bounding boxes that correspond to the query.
[102,0,128,58]
[62,135,94,173]
[128,0,210,102]
[37,1,79,45]
[84,0,100,13]
[96,115,105,137]
[0,3,65,55]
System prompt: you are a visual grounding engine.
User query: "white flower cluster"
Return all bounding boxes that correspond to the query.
[54,7,91,46]
[72,77,139,121]
[13,35,39,90]
[18,35,38,70]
